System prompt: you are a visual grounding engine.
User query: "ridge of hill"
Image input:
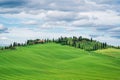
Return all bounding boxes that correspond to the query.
[0,43,120,80]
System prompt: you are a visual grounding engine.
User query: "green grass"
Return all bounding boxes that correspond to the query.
[0,43,120,80]
[95,48,120,58]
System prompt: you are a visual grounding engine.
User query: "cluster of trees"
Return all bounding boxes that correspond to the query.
[55,36,108,51]
[0,36,119,51]
[0,42,27,50]
[0,39,49,50]
[117,46,120,49]
[26,39,53,45]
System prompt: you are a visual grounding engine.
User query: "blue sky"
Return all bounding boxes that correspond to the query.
[0,0,120,46]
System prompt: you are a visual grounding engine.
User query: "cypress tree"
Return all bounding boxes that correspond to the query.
[104,42,107,48]
[78,43,81,48]
[52,38,55,42]
[68,41,71,46]
[90,38,93,42]
[9,44,13,48]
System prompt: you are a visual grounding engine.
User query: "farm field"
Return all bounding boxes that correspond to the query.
[0,43,120,80]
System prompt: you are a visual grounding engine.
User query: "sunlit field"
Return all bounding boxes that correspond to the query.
[0,43,120,80]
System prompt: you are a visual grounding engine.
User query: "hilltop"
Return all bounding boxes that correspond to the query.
[0,43,120,80]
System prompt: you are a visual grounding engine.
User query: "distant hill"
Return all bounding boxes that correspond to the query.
[95,48,120,58]
[0,43,120,80]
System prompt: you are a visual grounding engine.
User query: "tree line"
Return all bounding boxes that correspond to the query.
[54,36,108,51]
[0,36,120,51]
[0,39,48,50]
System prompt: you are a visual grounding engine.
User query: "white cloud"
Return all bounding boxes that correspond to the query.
[0,24,5,30]
[40,21,68,29]
[108,27,120,32]
[0,24,8,33]
[71,19,93,27]
[65,27,80,31]
[22,20,38,25]
[80,10,120,25]
[2,10,120,27]
[0,36,8,40]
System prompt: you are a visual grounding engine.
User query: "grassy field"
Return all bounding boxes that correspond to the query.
[95,48,120,58]
[0,43,120,80]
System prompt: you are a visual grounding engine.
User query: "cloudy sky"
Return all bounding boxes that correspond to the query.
[0,0,120,46]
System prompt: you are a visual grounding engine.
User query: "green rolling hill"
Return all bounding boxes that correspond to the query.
[95,48,120,59]
[0,43,120,80]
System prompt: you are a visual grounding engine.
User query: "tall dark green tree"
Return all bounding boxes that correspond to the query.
[90,38,93,42]
[78,36,82,41]
[78,43,81,48]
